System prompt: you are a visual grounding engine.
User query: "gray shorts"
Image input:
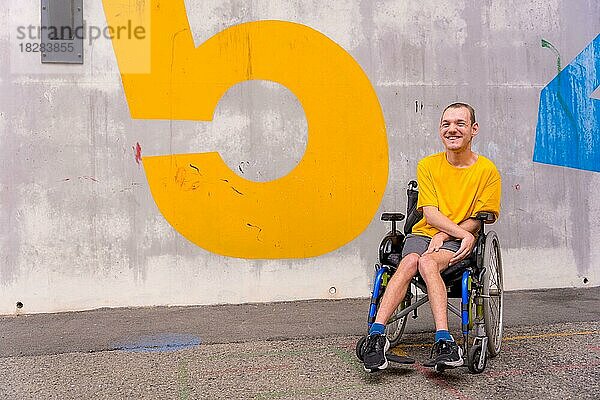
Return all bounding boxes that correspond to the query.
[401,234,461,258]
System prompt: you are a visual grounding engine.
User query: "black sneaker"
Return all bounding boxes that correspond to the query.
[423,339,464,369]
[363,333,390,372]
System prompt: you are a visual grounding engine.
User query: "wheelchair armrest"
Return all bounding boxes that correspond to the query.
[381,213,405,221]
[475,212,496,224]
[441,259,472,281]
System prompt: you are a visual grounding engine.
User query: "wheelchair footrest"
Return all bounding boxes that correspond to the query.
[386,353,415,364]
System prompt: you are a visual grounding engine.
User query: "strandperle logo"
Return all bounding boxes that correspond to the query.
[15,20,146,45]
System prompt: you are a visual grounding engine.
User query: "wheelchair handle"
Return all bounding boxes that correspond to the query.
[381,213,405,221]
[475,212,495,223]
[381,213,405,234]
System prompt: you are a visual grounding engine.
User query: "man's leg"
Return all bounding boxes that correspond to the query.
[418,251,464,368]
[417,252,452,331]
[374,253,419,325]
[363,254,419,372]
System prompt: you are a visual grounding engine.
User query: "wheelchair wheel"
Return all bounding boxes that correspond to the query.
[467,343,487,374]
[386,303,408,348]
[482,231,504,357]
[355,336,366,361]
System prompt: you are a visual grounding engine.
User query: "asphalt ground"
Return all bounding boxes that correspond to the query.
[0,287,599,399]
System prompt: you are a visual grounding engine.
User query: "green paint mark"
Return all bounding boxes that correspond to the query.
[329,346,365,375]
[541,38,562,73]
[202,348,313,362]
[255,383,363,400]
[222,344,367,399]
[178,358,190,400]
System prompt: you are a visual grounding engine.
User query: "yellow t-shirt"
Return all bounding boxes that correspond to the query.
[411,152,501,238]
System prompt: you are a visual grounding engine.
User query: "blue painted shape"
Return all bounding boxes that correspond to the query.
[114,333,201,353]
[534,34,600,172]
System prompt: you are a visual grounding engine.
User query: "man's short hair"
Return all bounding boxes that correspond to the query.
[442,102,476,125]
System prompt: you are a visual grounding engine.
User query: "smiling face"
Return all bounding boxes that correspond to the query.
[439,106,479,152]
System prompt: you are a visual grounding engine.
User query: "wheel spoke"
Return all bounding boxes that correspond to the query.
[489,301,497,321]
[482,234,503,356]
[490,260,498,286]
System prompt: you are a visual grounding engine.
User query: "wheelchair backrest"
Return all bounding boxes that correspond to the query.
[378,180,423,266]
[404,180,423,235]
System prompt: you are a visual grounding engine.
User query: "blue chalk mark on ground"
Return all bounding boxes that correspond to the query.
[534,34,600,173]
[114,334,201,353]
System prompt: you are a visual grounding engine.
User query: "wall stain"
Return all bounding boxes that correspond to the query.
[567,172,591,276]
[238,161,250,174]
[246,223,262,242]
[415,100,423,113]
[175,167,186,187]
[78,176,99,183]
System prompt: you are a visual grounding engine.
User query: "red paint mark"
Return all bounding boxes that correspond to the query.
[488,361,600,378]
[414,364,472,400]
[134,142,142,165]
[589,346,600,353]
[486,368,527,378]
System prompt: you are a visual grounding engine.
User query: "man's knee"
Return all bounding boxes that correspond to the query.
[417,255,440,277]
[398,253,419,275]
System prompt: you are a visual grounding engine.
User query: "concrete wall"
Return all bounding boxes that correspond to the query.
[1,0,599,314]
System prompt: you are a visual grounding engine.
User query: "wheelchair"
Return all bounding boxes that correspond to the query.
[356,181,504,373]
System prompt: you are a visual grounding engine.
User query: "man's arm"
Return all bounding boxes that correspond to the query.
[422,206,476,264]
[432,217,480,241]
[422,206,474,239]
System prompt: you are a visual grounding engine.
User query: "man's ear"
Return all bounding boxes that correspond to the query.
[471,122,479,137]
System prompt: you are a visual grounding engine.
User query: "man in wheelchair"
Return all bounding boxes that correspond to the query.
[362,102,501,372]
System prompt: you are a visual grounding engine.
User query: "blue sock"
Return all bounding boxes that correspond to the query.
[435,330,452,342]
[369,323,385,335]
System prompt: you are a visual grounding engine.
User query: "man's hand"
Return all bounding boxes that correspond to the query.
[450,231,476,265]
[421,206,480,265]
[424,232,449,254]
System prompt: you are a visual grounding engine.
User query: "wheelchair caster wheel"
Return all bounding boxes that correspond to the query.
[355,336,367,361]
[467,344,487,374]
[433,364,446,373]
